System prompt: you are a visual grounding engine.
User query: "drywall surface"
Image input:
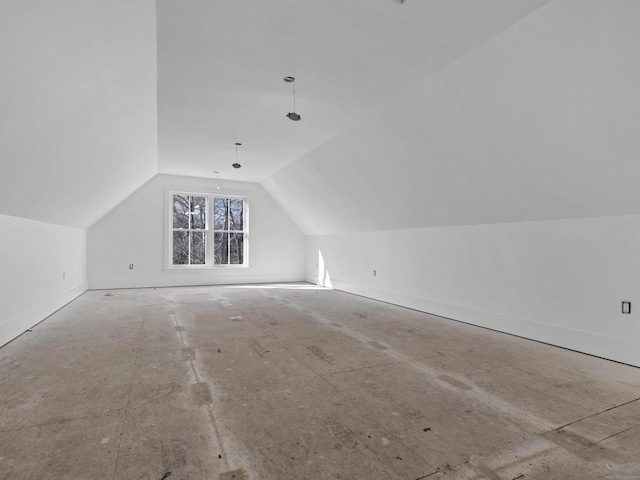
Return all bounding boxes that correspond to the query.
[263,1,640,236]
[306,214,640,367]
[156,0,551,182]
[0,0,157,228]
[0,214,87,347]
[88,174,305,289]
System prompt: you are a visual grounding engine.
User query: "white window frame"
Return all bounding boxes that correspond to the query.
[166,189,249,269]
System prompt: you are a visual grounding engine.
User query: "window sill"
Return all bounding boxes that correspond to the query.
[164,265,250,272]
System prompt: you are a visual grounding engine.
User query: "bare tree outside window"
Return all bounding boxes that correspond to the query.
[213,198,244,265]
[172,195,207,265]
[172,193,246,266]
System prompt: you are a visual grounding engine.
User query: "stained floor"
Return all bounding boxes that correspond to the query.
[1,284,640,479]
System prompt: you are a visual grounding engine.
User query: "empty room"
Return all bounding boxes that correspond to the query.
[1,1,640,479]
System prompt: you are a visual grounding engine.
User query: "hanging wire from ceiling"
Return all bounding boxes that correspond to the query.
[232,142,242,168]
[284,76,301,121]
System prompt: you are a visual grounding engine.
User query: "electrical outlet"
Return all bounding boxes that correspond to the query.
[373,270,377,277]
[62,271,65,280]
[622,301,631,314]
[129,264,134,270]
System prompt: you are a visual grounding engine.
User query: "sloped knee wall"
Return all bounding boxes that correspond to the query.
[0,214,87,347]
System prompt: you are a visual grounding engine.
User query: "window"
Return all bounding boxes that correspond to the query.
[213,197,245,265]
[172,195,207,265]
[170,193,248,267]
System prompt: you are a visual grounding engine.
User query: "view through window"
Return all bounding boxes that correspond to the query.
[171,193,247,266]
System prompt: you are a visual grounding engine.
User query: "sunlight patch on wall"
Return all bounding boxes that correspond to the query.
[318,250,333,288]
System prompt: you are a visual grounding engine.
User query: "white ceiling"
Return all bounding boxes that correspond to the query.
[0,0,158,229]
[263,0,640,235]
[3,0,554,229]
[156,0,552,182]
[5,0,638,235]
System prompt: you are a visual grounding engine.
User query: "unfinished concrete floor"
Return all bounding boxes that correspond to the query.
[1,284,640,480]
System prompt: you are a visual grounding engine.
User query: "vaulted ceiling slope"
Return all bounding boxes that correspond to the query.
[0,0,157,229]
[263,0,640,235]
[5,1,633,236]
[156,0,552,182]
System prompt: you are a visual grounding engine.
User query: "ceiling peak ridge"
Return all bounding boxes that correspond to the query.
[414,0,555,92]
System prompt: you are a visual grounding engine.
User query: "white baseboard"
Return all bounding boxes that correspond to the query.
[89,273,305,290]
[0,283,88,347]
[306,277,640,368]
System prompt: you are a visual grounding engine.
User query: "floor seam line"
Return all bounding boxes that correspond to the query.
[593,423,640,445]
[272,293,555,432]
[555,396,640,431]
[319,361,401,377]
[110,306,146,480]
[0,412,121,433]
[170,298,232,473]
[249,301,438,474]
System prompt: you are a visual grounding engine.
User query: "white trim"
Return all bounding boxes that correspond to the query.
[165,187,249,269]
[88,274,303,290]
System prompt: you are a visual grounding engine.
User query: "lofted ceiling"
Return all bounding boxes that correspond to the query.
[5,0,638,235]
[156,0,553,182]
[2,0,559,229]
[0,0,552,229]
[263,0,640,235]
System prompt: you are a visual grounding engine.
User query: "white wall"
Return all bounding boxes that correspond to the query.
[88,174,305,289]
[0,214,87,347]
[306,214,640,367]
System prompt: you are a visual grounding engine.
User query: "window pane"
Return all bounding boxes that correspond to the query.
[191,196,206,229]
[214,232,228,265]
[229,199,243,230]
[191,232,206,264]
[173,231,189,264]
[229,233,244,264]
[173,195,189,229]
[213,198,228,230]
